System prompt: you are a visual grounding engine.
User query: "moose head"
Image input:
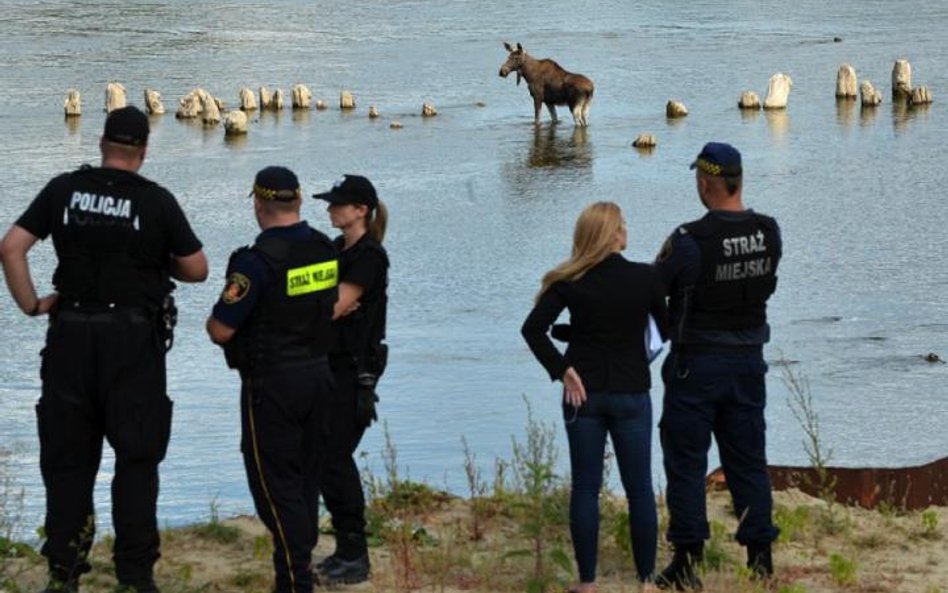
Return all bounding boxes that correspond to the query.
[499,42,526,85]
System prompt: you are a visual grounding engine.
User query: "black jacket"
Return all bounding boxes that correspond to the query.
[521,253,669,394]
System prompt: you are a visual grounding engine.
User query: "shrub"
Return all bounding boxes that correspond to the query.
[828,552,857,586]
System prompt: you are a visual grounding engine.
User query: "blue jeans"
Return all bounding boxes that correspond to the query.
[564,392,657,583]
[660,352,780,546]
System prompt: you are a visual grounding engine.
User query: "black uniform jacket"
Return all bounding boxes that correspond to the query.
[521,253,669,394]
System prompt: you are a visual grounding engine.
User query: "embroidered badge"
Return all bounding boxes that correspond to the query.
[221,273,251,304]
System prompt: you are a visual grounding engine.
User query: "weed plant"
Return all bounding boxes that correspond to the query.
[0,446,37,590]
[827,551,857,586]
[703,519,736,571]
[189,497,240,545]
[920,509,941,540]
[774,503,810,543]
[362,422,452,592]
[461,436,491,541]
[779,360,853,537]
[505,395,572,593]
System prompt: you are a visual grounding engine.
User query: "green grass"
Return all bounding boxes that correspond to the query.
[189,499,240,545]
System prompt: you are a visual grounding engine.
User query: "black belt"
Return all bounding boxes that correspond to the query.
[238,355,329,378]
[55,300,152,322]
[672,343,763,355]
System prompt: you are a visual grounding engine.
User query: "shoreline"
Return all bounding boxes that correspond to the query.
[3,487,946,593]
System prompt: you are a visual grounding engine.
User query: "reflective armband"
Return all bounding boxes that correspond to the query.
[286,259,338,296]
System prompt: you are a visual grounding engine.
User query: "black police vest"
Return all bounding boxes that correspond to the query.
[680,212,780,331]
[332,236,389,372]
[224,230,338,370]
[54,166,170,307]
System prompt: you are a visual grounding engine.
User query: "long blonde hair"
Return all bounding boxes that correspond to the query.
[368,200,388,244]
[536,201,624,301]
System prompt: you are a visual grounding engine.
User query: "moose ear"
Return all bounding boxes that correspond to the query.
[503,42,513,52]
[516,42,523,52]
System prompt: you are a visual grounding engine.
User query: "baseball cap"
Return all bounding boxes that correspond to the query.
[690,142,742,177]
[103,106,149,147]
[312,175,379,209]
[251,166,301,201]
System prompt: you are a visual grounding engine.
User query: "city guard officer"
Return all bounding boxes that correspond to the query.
[311,174,390,585]
[206,166,338,593]
[0,106,208,593]
[654,143,782,589]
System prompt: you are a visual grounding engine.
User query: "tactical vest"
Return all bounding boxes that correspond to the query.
[53,166,170,307]
[332,236,389,374]
[677,212,781,332]
[224,230,339,370]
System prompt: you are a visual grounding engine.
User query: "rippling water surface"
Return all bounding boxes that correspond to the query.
[1,0,947,535]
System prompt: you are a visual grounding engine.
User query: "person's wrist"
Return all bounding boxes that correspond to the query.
[28,299,41,316]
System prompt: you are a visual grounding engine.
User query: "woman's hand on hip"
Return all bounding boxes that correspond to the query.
[562,367,587,407]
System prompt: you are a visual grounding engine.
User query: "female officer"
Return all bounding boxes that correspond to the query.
[521,202,668,593]
[311,174,389,585]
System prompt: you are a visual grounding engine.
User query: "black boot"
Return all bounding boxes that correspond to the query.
[319,553,370,585]
[39,567,79,593]
[655,543,703,591]
[113,582,160,593]
[314,553,339,573]
[746,542,773,580]
[38,580,78,593]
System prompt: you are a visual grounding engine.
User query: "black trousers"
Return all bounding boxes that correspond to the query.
[240,359,332,593]
[660,351,779,546]
[37,308,171,585]
[321,357,369,559]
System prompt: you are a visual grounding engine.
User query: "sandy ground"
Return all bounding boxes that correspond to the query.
[3,489,946,593]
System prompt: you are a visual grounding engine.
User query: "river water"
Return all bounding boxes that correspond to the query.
[1,0,947,536]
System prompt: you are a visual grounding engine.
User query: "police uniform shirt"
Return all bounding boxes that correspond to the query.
[16,167,203,304]
[331,233,388,355]
[521,253,669,394]
[212,221,317,330]
[335,235,386,300]
[655,209,782,346]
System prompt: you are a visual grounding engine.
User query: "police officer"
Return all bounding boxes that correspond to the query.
[206,166,338,593]
[311,174,389,585]
[0,106,208,593]
[654,143,781,589]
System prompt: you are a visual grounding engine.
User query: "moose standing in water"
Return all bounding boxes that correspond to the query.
[499,42,594,126]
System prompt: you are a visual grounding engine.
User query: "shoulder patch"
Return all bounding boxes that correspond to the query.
[221,272,251,304]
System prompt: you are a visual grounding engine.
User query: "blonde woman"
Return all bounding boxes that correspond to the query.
[521,202,668,592]
[311,174,389,585]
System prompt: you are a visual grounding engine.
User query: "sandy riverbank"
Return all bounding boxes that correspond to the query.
[3,487,946,593]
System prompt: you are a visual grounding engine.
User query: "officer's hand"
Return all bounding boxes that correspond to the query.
[34,293,59,316]
[562,367,587,408]
[344,300,361,316]
[355,373,379,428]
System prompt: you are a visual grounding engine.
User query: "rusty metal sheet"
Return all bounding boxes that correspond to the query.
[706,456,948,510]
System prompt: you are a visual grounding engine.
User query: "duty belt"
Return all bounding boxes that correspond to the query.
[671,343,763,355]
[55,299,152,322]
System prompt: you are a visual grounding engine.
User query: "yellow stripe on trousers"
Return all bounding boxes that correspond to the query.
[247,378,298,593]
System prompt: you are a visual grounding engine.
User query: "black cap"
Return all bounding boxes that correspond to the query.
[251,166,301,201]
[312,174,379,209]
[103,106,149,147]
[689,142,742,177]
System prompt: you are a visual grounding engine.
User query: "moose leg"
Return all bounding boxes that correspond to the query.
[546,103,558,124]
[570,101,583,126]
[533,97,543,124]
[580,96,592,126]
